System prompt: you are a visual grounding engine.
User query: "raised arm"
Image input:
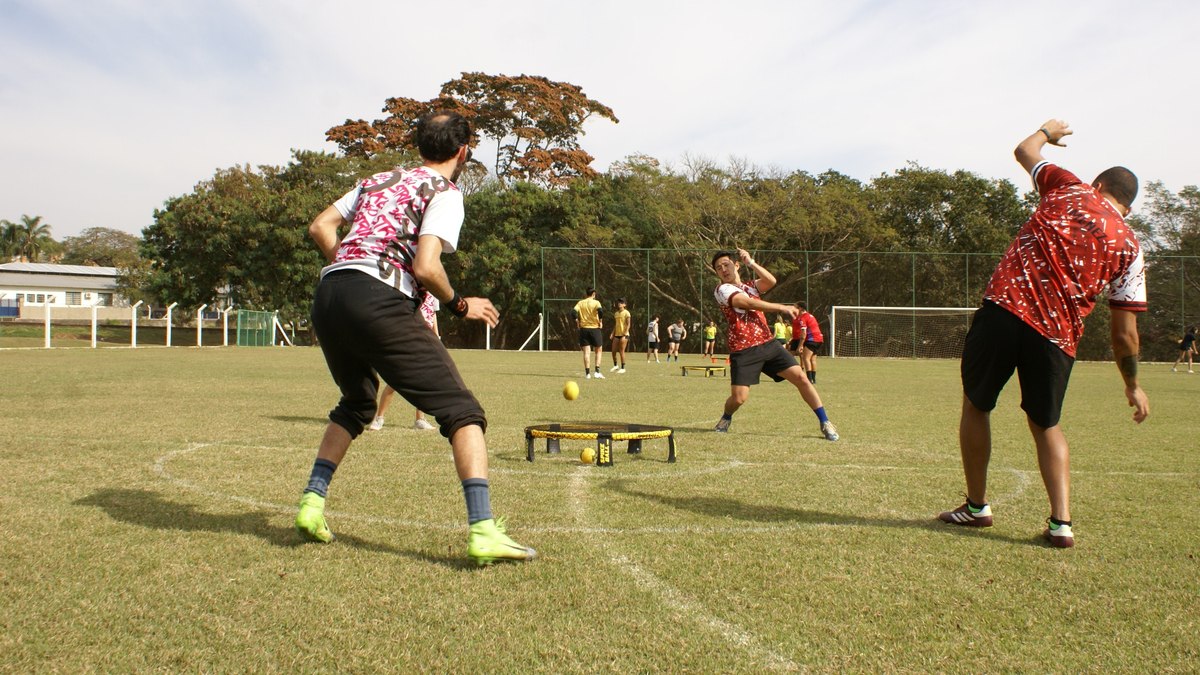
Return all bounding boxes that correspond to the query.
[737,248,777,293]
[1014,118,1072,174]
[1111,308,1149,423]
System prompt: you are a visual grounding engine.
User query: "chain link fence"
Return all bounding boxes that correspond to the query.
[541,247,1200,361]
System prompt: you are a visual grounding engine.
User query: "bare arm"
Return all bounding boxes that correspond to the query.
[308,205,348,263]
[730,292,799,319]
[1014,118,1072,174]
[737,248,777,294]
[412,234,499,327]
[1111,308,1149,423]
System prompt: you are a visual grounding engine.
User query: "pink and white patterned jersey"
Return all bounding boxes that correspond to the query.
[984,162,1146,357]
[320,166,464,299]
[418,293,439,331]
[714,281,774,352]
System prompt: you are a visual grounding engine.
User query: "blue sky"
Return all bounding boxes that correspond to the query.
[2,0,1197,239]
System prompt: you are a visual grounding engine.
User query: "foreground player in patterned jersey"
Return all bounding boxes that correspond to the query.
[710,248,838,441]
[296,111,535,565]
[939,119,1149,548]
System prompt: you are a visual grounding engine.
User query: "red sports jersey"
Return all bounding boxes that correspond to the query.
[792,311,822,342]
[714,281,774,352]
[984,162,1146,357]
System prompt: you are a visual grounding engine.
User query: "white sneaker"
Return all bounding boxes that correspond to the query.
[368,417,385,431]
[586,373,592,379]
[413,418,435,431]
[821,421,839,442]
[618,368,626,374]
[594,372,605,379]
[610,365,620,372]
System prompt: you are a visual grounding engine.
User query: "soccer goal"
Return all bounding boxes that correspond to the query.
[829,306,978,359]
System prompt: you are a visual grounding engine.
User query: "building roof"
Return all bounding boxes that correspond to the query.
[0,262,120,292]
[0,262,119,277]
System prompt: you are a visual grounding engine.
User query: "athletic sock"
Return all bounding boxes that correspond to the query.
[720,412,733,422]
[966,497,987,512]
[1049,516,1072,527]
[807,371,816,384]
[462,478,493,525]
[304,458,338,498]
[813,407,829,425]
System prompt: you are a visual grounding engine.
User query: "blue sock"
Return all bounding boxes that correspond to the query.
[304,458,338,498]
[814,407,829,425]
[462,478,493,525]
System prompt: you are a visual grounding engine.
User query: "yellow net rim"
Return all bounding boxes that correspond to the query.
[525,425,672,441]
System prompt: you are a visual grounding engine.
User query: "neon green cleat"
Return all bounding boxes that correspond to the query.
[467,517,537,566]
[295,492,334,543]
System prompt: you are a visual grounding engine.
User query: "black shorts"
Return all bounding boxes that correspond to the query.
[312,271,485,440]
[578,328,603,347]
[729,340,800,386]
[961,302,1074,429]
[804,340,822,353]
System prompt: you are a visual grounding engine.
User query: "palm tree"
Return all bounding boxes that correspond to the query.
[0,220,18,261]
[15,215,53,262]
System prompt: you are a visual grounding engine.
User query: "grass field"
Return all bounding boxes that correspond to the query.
[1,346,1197,672]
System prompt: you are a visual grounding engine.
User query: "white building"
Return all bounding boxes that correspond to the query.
[0,262,127,318]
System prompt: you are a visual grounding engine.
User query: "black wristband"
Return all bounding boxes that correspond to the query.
[1038,128,1052,141]
[449,292,469,318]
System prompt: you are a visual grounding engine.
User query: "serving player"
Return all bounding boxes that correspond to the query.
[938,119,1148,548]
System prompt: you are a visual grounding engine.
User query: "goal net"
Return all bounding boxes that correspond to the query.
[830,306,978,359]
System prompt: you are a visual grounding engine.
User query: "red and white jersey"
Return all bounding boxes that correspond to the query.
[320,166,464,299]
[792,311,823,342]
[984,162,1146,357]
[714,281,774,352]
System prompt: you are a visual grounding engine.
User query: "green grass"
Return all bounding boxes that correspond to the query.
[1,347,1196,672]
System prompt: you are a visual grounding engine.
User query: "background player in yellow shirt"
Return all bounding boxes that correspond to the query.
[703,320,718,358]
[573,288,605,379]
[609,298,631,373]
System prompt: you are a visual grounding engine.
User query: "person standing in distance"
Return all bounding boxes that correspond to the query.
[790,303,823,384]
[647,315,661,363]
[711,248,838,441]
[609,298,631,373]
[666,319,687,362]
[574,288,605,379]
[1171,325,1196,373]
[298,110,536,565]
[938,119,1148,549]
[703,320,718,359]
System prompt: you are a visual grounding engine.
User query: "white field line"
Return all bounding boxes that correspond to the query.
[566,469,802,672]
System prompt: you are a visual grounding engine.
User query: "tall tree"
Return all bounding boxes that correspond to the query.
[0,220,18,260]
[326,72,618,188]
[61,227,142,267]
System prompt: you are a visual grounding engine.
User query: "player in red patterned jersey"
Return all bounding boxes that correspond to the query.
[938,119,1149,549]
[711,248,838,441]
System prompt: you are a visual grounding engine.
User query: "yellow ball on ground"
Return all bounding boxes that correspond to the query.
[580,447,595,464]
[563,380,580,400]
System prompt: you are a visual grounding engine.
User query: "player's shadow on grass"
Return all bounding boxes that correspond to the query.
[603,480,1042,547]
[73,489,472,569]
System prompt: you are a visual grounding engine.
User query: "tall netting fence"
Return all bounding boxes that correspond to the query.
[541,248,1200,361]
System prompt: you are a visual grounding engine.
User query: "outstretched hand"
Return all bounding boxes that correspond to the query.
[1039,119,1073,147]
[1125,385,1149,424]
[737,248,754,266]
